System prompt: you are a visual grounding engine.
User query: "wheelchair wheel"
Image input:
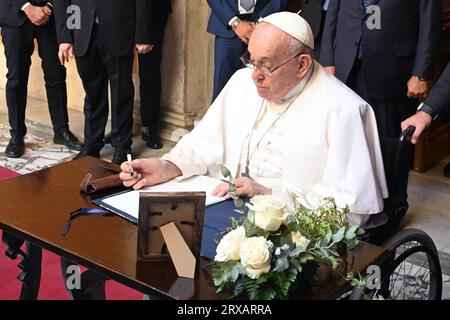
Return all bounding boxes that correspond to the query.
[350,228,442,300]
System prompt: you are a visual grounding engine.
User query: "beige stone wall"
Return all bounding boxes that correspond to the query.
[0,0,214,141]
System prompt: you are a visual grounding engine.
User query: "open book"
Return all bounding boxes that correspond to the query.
[92,175,226,223]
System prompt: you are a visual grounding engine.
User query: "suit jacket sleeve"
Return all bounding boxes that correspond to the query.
[319,0,340,66]
[412,0,442,80]
[256,0,290,18]
[53,0,73,44]
[425,62,450,116]
[9,0,29,13]
[207,0,238,26]
[135,0,153,44]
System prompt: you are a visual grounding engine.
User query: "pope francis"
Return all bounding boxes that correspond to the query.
[119,12,388,227]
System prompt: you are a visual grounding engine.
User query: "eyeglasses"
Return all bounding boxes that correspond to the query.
[240,51,303,76]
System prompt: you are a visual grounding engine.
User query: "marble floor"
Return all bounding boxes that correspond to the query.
[0,90,449,299]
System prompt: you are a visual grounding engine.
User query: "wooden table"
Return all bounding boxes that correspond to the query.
[0,157,387,300]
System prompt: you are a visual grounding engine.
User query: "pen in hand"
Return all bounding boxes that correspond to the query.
[127,154,135,177]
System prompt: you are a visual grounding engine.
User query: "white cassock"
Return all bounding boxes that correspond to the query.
[162,61,389,226]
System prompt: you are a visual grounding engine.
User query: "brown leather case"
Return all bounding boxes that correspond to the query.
[80,173,123,193]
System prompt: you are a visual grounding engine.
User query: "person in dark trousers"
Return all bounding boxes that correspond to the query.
[137,0,171,150]
[207,0,290,102]
[320,0,442,139]
[0,0,83,158]
[54,0,153,165]
[402,62,450,177]
[104,0,170,150]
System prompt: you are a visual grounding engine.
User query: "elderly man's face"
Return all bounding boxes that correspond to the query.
[248,23,312,102]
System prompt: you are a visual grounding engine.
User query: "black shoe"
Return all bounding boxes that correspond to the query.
[104,132,112,145]
[142,127,163,149]
[111,147,131,165]
[53,130,84,151]
[5,135,25,158]
[73,149,100,160]
[444,162,450,178]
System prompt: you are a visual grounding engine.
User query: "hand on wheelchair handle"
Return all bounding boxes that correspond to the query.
[399,125,416,143]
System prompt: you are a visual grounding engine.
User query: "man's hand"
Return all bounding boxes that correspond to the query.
[324,66,336,75]
[58,43,73,65]
[24,5,51,26]
[119,158,182,190]
[234,21,256,44]
[135,44,153,54]
[212,177,272,198]
[401,111,432,144]
[407,75,428,100]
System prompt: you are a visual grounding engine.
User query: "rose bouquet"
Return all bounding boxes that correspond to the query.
[210,194,365,300]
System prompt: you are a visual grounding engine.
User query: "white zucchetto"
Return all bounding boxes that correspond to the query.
[259,11,315,49]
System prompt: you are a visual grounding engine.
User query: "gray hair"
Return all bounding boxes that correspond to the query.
[286,36,314,57]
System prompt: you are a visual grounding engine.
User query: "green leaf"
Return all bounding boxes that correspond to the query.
[288,245,306,257]
[247,210,255,224]
[234,198,244,209]
[290,259,303,273]
[345,230,356,240]
[328,248,340,257]
[228,184,237,193]
[275,257,289,272]
[325,230,333,244]
[221,165,231,178]
[332,227,346,243]
[298,252,314,264]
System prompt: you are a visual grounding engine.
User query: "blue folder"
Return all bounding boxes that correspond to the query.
[200,199,246,260]
[92,195,247,260]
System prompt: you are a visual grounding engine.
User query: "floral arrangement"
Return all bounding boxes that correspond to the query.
[210,187,365,300]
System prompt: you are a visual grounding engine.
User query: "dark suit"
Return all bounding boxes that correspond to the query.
[0,0,70,137]
[54,0,152,153]
[320,0,442,138]
[426,62,450,117]
[138,0,171,130]
[207,0,289,101]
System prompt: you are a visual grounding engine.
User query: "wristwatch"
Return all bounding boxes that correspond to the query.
[230,17,241,30]
[417,102,438,120]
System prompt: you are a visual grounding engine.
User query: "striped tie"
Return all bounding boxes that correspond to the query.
[362,0,374,12]
[240,0,255,12]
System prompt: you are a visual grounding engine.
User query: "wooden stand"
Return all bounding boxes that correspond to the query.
[136,192,206,278]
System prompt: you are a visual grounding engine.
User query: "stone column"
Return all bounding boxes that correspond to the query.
[154,0,215,142]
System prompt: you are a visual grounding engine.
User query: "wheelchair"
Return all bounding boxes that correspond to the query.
[348,126,443,300]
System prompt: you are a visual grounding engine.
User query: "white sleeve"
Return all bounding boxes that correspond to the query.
[161,85,230,181]
[281,104,387,226]
[21,2,31,11]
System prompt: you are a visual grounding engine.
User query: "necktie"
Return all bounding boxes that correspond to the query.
[240,0,255,12]
[362,0,374,12]
[358,0,374,59]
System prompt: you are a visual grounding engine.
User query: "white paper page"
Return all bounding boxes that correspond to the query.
[100,175,225,221]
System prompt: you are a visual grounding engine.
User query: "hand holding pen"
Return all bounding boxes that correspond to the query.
[127,154,135,177]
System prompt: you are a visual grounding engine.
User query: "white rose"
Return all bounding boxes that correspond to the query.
[246,195,286,231]
[291,231,310,248]
[214,226,246,262]
[239,237,272,279]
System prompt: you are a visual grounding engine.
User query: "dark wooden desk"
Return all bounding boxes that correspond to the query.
[0,157,387,300]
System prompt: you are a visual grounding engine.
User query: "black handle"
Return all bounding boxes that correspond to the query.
[399,125,416,142]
